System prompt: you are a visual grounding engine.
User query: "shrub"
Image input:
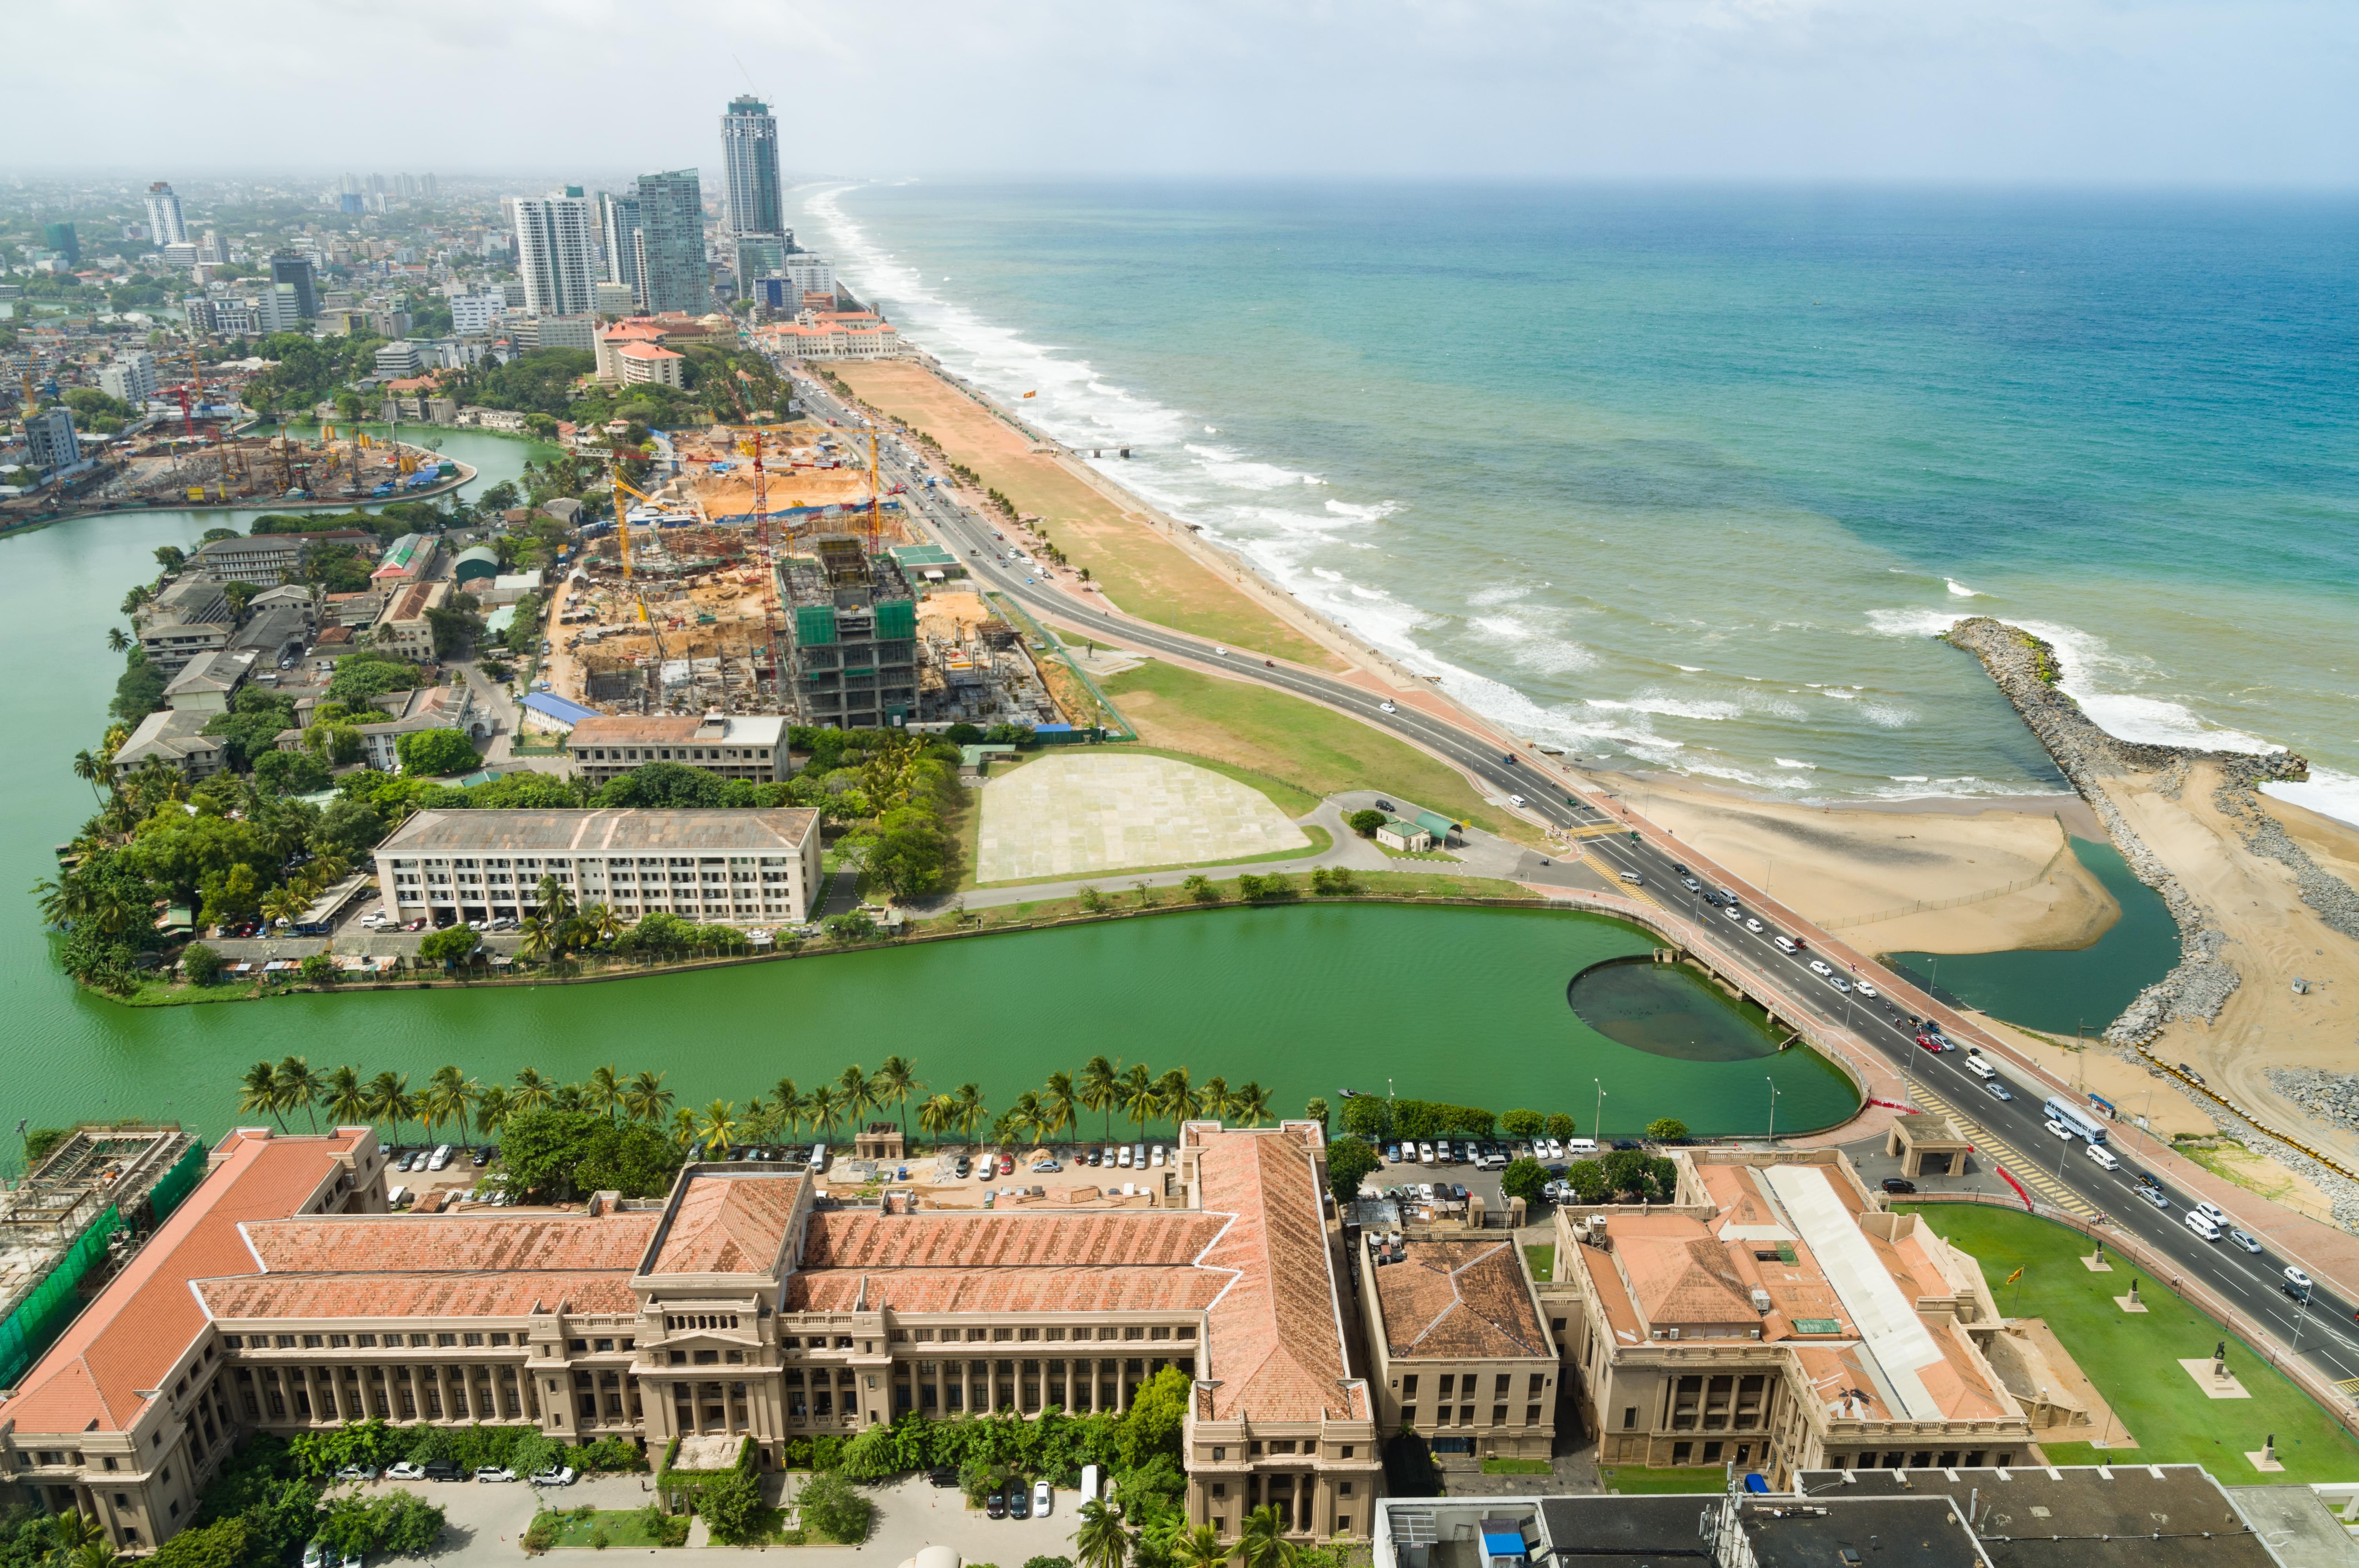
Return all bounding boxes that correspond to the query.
[1237,873,1294,902]
[297,953,338,987]
[1501,1109,1543,1138]
[182,942,226,985]
[700,1468,767,1544]
[796,1469,873,1544]
[1309,866,1356,895]
[1645,1117,1690,1142]
[522,1514,558,1555]
[1543,1112,1575,1140]
[1500,1157,1548,1207]
[1181,874,1217,904]
[1327,1136,1380,1204]
[1347,808,1387,837]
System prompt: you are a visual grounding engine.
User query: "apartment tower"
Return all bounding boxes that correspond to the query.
[512,187,598,317]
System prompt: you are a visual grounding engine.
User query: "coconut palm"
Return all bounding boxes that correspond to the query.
[1234,1081,1273,1127]
[838,1065,878,1138]
[534,872,576,928]
[267,1047,322,1120]
[424,1065,474,1147]
[1235,1508,1298,1568]
[1167,1524,1230,1568]
[807,1084,844,1144]
[238,1060,287,1130]
[1041,1072,1078,1143]
[623,1070,673,1125]
[586,1065,624,1123]
[1119,1065,1160,1138]
[1079,1055,1122,1141]
[875,1054,922,1136]
[365,1071,405,1143]
[258,884,309,932]
[1155,1068,1199,1126]
[1199,1076,1236,1125]
[694,1100,738,1159]
[516,912,556,963]
[511,1067,556,1114]
[669,1107,699,1149]
[583,902,622,946]
[48,1512,105,1563]
[75,1540,119,1568]
[1004,1091,1047,1148]
[770,1078,806,1140]
[475,1084,513,1140]
[550,1082,588,1113]
[324,1065,370,1131]
[1072,1501,1130,1568]
[70,748,107,808]
[918,1093,960,1147]
[741,1097,778,1151]
[105,628,130,654]
[952,1083,987,1142]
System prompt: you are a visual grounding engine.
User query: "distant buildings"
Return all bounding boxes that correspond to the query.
[40,221,78,265]
[269,254,319,319]
[449,291,505,336]
[22,406,79,475]
[597,191,643,307]
[373,341,424,378]
[99,351,158,408]
[721,94,785,237]
[513,188,598,317]
[632,170,709,315]
[144,181,187,247]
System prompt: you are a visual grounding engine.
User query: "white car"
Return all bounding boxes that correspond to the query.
[1117,1146,1134,1168]
[2193,1201,2229,1229]
[1964,1055,1997,1079]
[1808,960,1834,978]
[1546,1138,1565,1160]
[1379,701,1397,714]
[1745,918,1763,933]
[1418,1141,1436,1163]
[2284,1265,2313,1292]
[1033,1481,1052,1515]
[1723,905,1743,922]
[531,1467,577,1487]
[2084,1143,2119,1171]
[1508,793,1528,808]
[474,1466,517,1483]
[1856,982,1879,999]
[2042,1118,2075,1142]
[385,1462,425,1481]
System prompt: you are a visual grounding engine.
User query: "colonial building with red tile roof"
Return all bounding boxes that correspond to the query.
[1356,1235,1558,1461]
[0,1124,1379,1553]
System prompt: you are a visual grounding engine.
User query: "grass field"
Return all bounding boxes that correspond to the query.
[833,362,1334,666]
[1903,1205,2359,1483]
[1481,1457,1554,1475]
[1525,1244,1555,1283]
[1602,1466,1730,1495]
[543,1508,676,1548]
[1100,660,1515,838]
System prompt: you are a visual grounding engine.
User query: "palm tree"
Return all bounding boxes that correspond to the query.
[838,1065,878,1138]
[516,912,556,963]
[1234,1082,1273,1127]
[918,1093,960,1147]
[365,1071,405,1144]
[423,1065,470,1145]
[47,1512,105,1564]
[1168,1524,1230,1568]
[583,903,622,946]
[587,1065,624,1123]
[238,1060,287,1131]
[535,872,576,929]
[74,1541,118,1568]
[807,1084,844,1145]
[1005,1091,1047,1149]
[475,1084,513,1140]
[271,1056,323,1132]
[259,884,309,932]
[105,627,130,654]
[1073,1499,1130,1568]
[952,1083,987,1143]
[1041,1072,1078,1143]
[669,1106,699,1149]
[623,1070,673,1125]
[70,748,107,808]
[770,1078,806,1141]
[1156,1068,1199,1126]
[324,1065,369,1131]
[1119,1065,1161,1139]
[1199,1076,1236,1125]
[694,1100,738,1159]
[875,1054,921,1137]
[741,1097,778,1151]
[1236,1508,1298,1568]
[1079,1055,1123,1141]
[511,1067,556,1114]
[390,1081,421,1149]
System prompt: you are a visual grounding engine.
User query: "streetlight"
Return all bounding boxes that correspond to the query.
[1594,1080,1607,1142]
[1766,1077,1781,1145]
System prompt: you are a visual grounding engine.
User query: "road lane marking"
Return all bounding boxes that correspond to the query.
[1908,1085,2095,1216]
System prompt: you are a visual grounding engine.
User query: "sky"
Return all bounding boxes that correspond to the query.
[13,0,2358,185]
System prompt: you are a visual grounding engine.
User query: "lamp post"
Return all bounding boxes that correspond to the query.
[1766,1077,1781,1145]
[1594,1079,1607,1142]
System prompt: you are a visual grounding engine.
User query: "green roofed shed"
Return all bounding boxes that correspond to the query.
[1415,810,1462,844]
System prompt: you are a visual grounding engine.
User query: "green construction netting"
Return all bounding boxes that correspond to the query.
[0,1205,122,1389]
[794,605,838,647]
[873,599,916,641]
[147,1141,208,1225]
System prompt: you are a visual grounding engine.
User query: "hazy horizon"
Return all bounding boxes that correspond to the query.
[11,0,2355,188]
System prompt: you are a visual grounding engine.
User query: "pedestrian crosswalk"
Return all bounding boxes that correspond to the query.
[1908,1083,2097,1217]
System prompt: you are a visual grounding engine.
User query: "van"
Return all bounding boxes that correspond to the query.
[1563,1138,1599,1157]
[386,1185,410,1209]
[1772,936,1799,955]
[1617,872,1644,886]
[1964,1055,1997,1079]
[1080,1464,1100,1503]
[428,1144,453,1171]
[2084,1143,2119,1172]
[809,1143,829,1173]
[2185,1210,2221,1242]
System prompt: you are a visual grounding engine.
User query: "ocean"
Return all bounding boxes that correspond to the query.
[796,181,2359,825]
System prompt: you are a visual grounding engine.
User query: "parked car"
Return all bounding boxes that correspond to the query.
[986,1491,1008,1519]
[929,1466,960,1488]
[334,1464,379,1482]
[1384,1143,1401,1163]
[385,1462,426,1481]
[1033,1481,1052,1515]
[422,1461,463,1483]
[1008,1486,1031,1520]
[1032,1159,1062,1173]
[474,1466,517,1483]
[530,1467,577,1487]
[954,1157,972,1178]
[1881,1178,1917,1195]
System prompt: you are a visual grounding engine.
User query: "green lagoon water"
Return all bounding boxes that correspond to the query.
[1884,838,2180,1035]
[0,431,1855,1147]
[1566,958,1784,1063]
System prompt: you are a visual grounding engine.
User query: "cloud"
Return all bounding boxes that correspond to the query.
[9,0,2355,183]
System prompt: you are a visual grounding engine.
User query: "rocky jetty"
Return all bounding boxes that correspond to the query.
[1942,617,2325,1045]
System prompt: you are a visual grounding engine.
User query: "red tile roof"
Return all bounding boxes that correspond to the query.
[646,1172,803,1275]
[785,1209,1231,1316]
[0,1130,358,1436]
[243,1212,659,1275]
[196,1271,638,1321]
[1372,1240,1550,1360]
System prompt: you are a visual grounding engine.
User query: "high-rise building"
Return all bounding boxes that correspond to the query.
[144,181,187,247]
[598,191,643,304]
[421,172,438,201]
[513,189,598,317]
[24,406,80,474]
[41,222,78,265]
[632,170,709,315]
[269,254,319,319]
[720,94,784,237]
[100,352,158,408]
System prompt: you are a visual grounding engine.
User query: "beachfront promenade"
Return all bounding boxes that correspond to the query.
[785,365,2359,1418]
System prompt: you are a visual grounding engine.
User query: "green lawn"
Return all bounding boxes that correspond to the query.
[1524,1245,1555,1283]
[1602,1466,1730,1495]
[544,1508,678,1548]
[970,826,1335,891]
[1481,1457,1554,1476]
[1903,1205,2359,1484]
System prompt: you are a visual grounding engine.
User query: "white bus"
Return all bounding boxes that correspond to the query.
[2043,1096,2108,1144]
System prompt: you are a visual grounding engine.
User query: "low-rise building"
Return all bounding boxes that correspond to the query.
[369,532,438,586]
[756,310,901,361]
[615,340,684,387]
[186,533,315,586]
[1359,1235,1558,1462]
[161,649,257,713]
[135,577,233,673]
[373,806,821,926]
[566,713,792,786]
[112,709,226,779]
[283,683,479,773]
[372,578,450,661]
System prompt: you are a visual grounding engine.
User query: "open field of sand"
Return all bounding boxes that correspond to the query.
[1585,771,2120,956]
[832,361,1341,668]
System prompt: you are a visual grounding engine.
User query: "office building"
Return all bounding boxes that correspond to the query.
[1553,1150,2032,1488]
[144,181,187,246]
[23,407,79,474]
[40,221,78,265]
[598,191,642,305]
[632,170,709,315]
[593,280,636,315]
[373,341,423,378]
[566,713,792,787]
[373,808,821,926]
[339,192,365,216]
[513,189,598,317]
[731,232,788,288]
[1358,1236,1559,1462]
[270,254,320,319]
[511,314,598,354]
[450,292,505,336]
[720,94,785,237]
[99,352,158,408]
[781,537,919,728]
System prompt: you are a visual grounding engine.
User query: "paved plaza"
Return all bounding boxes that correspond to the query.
[976,753,1309,883]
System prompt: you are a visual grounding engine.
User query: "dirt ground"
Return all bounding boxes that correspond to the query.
[832,361,1340,668]
[1597,772,2119,956]
[2102,764,2359,1171]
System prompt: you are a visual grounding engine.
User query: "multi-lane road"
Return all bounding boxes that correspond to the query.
[778,369,2359,1395]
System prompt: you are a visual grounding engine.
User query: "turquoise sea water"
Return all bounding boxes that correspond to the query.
[803,183,2359,824]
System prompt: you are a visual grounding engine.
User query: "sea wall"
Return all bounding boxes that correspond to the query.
[1941,617,2319,1046]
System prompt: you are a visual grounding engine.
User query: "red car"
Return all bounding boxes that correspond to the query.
[1915,1034,1943,1053]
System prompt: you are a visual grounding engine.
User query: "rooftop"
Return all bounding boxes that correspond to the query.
[569,714,789,748]
[162,648,255,698]
[378,808,820,857]
[1794,1466,2277,1568]
[1371,1238,1550,1361]
[242,1210,660,1274]
[644,1169,804,1276]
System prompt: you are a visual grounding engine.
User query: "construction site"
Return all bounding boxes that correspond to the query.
[538,422,1080,731]
[112,420,458,506]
